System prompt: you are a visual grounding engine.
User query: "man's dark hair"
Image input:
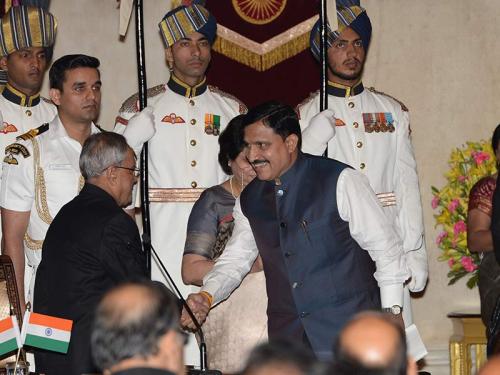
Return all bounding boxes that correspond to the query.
[218,114,246,175]
[242,101,302,149]
[91,280,180,371]
[333,313,408,375]
[240,338,316,375]
[49,54,100,90]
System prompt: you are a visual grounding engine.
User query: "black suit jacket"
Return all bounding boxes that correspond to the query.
[34,183,147,375]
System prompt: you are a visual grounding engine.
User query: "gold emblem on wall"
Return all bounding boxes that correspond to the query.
[232,0,287,25]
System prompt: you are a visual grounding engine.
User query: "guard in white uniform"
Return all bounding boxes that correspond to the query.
[0,54,102,307]
[297,4,427,358]
[0,5,57,169]
[114,3,246,366]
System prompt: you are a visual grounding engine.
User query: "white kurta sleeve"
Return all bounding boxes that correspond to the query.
[337,168,409,307]
[201,198,259,304]
[394,109,428,292]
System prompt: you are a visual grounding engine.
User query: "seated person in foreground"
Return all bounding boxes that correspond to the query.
[331,311,417,375]
[91,280,185,375]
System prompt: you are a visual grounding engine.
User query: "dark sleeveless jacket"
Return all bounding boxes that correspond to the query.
[240,152,380,360]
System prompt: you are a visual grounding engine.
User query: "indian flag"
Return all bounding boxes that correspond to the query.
[21,312,73,354]
[0,316,22,356]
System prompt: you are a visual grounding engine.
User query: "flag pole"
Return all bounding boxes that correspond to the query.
[134,0,151,276]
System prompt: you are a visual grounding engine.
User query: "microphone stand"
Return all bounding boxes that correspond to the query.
[142,234,221,375]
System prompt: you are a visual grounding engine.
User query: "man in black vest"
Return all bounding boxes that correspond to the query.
[185,102,409,361]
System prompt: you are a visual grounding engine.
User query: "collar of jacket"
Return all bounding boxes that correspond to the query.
[2,83,41,107]
[327,80,364,98]
[167,74,207,98]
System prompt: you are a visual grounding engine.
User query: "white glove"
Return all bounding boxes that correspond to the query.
[122,106,156,154]
[406,248,428,292]
[301,109,336,155]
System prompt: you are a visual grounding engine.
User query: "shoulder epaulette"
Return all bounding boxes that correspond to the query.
[41,97,53,105]
[208,85,248,114]
[16,123,49,141]
[119,84,166,113]
[368,87,409,112]
[295,90,319,119]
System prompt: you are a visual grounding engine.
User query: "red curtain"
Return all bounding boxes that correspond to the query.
[206,0,321,108]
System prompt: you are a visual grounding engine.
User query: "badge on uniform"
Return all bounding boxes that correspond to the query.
[4,143,30,165]
[362,112,395,133]
[161,113,185,124]
[0,122,18,134]
[205,113,221,135]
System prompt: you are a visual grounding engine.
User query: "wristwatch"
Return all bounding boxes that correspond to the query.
[382,305,402,315]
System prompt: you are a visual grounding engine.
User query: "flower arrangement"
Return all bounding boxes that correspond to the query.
[431,140,497,288]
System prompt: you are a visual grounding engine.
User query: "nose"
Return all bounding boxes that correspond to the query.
[191,43,201,57]
[245,145,258,162]
[345,42,357,57]
[30,55,41,70]
[86,87,97,101]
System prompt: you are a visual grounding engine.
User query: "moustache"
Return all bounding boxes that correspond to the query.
[251,160,268,167]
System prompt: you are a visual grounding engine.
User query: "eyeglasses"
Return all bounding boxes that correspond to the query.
[114,166,140,177]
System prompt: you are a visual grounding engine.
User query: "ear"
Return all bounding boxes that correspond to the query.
[0,56,8,72]
[49,88,61,105]
[104,166,118,186]
[165,48,174,69]
[285,134,299,153]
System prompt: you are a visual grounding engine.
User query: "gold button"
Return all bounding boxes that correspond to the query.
[353,122,359,128]
[360,163,366,169]
[25,110,32,116]
[191,181,197,188]
[191,160,197,167]
[190,139,196,146]
[348,102,355,109]
[356,141,363,148]
[189,100,195,106]
[190,119,196,125]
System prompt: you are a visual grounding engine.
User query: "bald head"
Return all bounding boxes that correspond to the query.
[334,312,415,375]
[340,313,402,367]
[91,280,181,372]
[479,355,500,375]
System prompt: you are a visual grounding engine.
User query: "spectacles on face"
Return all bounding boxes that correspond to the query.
[114,166,140,177]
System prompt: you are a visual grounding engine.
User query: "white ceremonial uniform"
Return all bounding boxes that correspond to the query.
[202,168,409,307]
[0,84,57,178]
[0,116,100,302]
[115,76,245,365]
[297,82,427,357]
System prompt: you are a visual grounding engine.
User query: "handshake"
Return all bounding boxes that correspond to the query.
[180,292,213,331]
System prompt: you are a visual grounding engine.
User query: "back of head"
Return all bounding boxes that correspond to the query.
[80,132,129,181]
[242,101,302,149]
[334,312,408,375]
[91,280,181,372]
[49,54,100,90]
[240,338,316,375]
